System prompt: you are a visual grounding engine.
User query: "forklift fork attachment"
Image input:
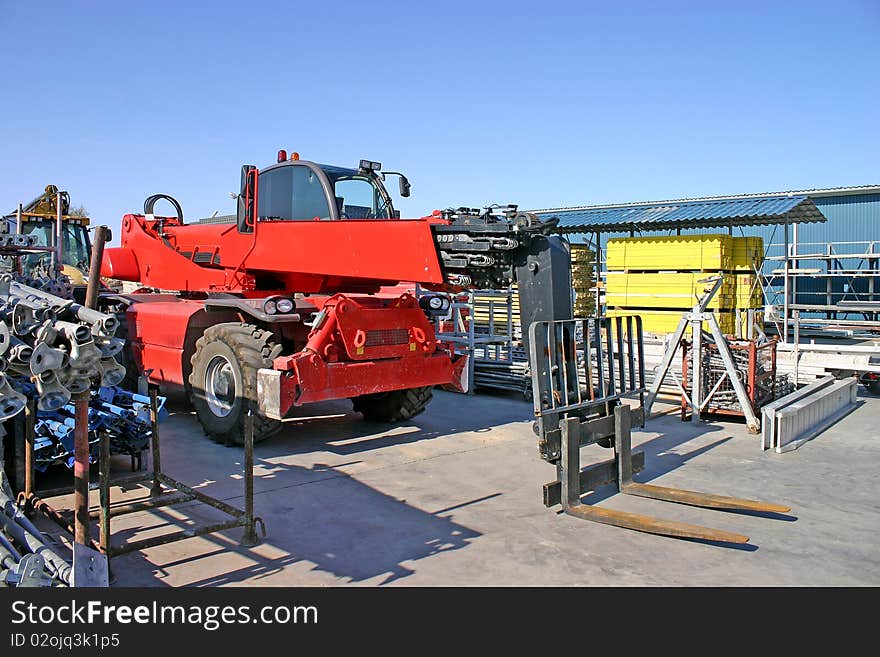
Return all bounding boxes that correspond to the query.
[530,316,790,545]
[613,403,790,516]
[562,502,749,544]
[557,406,788,544]
[619,483,790,515]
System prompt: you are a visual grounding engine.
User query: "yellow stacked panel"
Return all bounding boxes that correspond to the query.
[733,273,763,308]
[604,234,764,335]
[571,244,595,317]
[731,236,764,272]
[605,272,736,310]
[607,308,737,334]
[606,234,734,271]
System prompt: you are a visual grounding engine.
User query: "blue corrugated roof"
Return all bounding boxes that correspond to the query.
[535,195,826,233]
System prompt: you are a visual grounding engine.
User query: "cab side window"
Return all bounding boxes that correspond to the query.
[257,165,331,221]
[258,167,293,220]
[292,167,331,220]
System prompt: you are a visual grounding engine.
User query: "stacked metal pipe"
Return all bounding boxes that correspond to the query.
[25,386,166,473]
[11,269,75,299]
[0,430,72,587]
[0,273,125,420]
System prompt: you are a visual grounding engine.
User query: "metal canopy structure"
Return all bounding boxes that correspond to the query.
[533,195,826,234]
[531,195,829,344]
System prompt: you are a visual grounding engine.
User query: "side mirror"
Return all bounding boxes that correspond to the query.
[399,176,411,198]
[237,165,257,233]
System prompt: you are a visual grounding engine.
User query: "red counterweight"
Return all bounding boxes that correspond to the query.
[259,293,466,417]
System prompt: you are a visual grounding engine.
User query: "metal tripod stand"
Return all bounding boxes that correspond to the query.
[643,276,762,432]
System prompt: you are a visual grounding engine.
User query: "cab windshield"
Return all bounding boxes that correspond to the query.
[19,221,91,271]
[322,166,392,219]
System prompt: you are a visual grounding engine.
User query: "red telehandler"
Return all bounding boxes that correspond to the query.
[100,152,566,444]
[99,151,789,544]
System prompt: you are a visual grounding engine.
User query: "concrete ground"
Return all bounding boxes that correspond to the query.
[36,387,880,586]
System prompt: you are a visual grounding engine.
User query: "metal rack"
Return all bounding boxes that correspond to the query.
[643,277,764,433]
[680,337,778,420]
[417,285,531,397]
[764,240,880,330]
[5,221,264,586]
[14,388,263,584]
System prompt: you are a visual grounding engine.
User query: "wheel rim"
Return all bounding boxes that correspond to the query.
[204,355,237,418]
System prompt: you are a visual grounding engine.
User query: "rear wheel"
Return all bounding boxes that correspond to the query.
[865,378,880,396]
[188,323,283,444]
[352,386,433,422]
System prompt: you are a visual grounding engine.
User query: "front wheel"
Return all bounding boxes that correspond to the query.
[351,386,433,422]
[188,323,283,444]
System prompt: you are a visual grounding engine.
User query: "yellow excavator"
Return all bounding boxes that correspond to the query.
[3,185,94,298]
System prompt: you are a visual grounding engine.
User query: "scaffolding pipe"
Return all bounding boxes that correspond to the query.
[783,219,790,344]
[792,221,798,327]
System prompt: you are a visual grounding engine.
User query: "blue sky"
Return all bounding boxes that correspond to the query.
[1,1,877,241]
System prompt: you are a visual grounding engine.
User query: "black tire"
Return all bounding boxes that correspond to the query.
[866,379,880,396]
[188,323,283,444]
[352,386,433,422]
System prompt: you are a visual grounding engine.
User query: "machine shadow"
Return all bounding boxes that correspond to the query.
[257,390,534,459]
[97,388,522,585]
[106,459,485,586]
[108,464,488,586]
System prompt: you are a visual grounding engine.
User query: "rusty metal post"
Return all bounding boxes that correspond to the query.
[241,405,258,547]
[74,224,109,548]
[85,225,109,309]
[691,318,702,423]
[73,391,91,546]
[11,415,24,494]
[24,398,36,496]
[99,424,110,554]
[748,340,757,413]
[149,385,162,497]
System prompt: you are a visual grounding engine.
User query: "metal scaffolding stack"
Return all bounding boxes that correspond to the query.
[420,243,595,400]
[0,216,264,587]
[764,239,880,333]
[681,335,785,420]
